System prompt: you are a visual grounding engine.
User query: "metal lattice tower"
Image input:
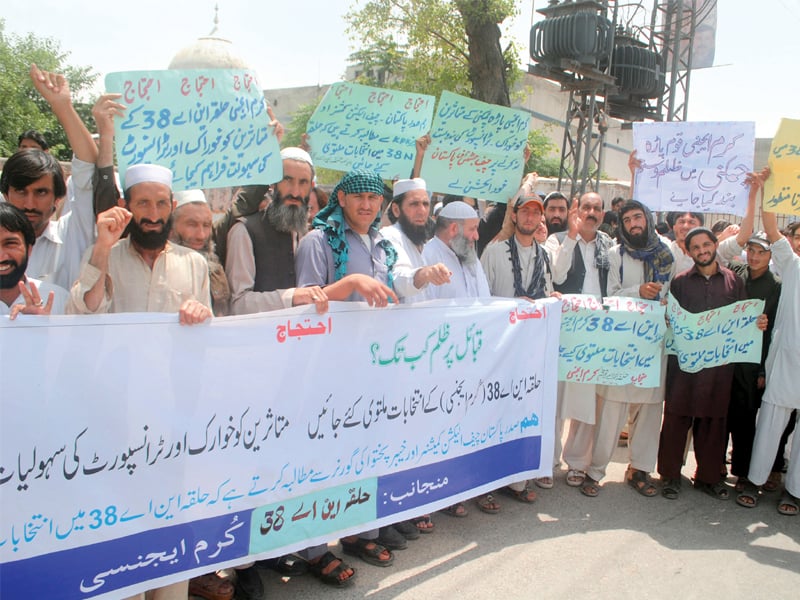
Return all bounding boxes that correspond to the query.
[528,0,704,197]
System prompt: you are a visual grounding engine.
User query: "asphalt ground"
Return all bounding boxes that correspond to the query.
[198,438,800,600]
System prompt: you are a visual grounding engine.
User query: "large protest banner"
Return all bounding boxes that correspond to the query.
[105,69,282,191]
[0,298,559,599]
[421,91,529,204]
[764,118,800,216]
[557,295,665,387]
[306,82,435,179]
[665,294,765,373]
[632,121,755,215]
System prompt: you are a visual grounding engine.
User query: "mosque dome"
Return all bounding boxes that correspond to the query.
[168,6,250,70]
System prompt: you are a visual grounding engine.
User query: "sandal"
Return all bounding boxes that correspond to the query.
[695,480,729,500]
[257,553,309,576]
[734,477,750,493]
[393,519,421,540]
[411,514,435,533]
[377,525,408,550]
[535,476,554,489]
[340,537,394,567]
[566,469,586,487]
[476,493,501,514]
[763,471,782,492]
[778,492,800,516]
[500,484,537,503]
[736,483,760,508]
[627,469,657,497]
[580,476,600,497]
[308,551,356,587]
[662,478,681,500]
[188,573,234,600]
[442,502,468,517]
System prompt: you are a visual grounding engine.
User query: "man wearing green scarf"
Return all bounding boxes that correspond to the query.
[296,169,398,305]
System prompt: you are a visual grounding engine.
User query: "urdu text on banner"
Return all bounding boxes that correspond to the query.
[106,69,282,191]
[421,91,529,204]
[632,121,754,216]
[306,82,435,179]
[0,298,559,599]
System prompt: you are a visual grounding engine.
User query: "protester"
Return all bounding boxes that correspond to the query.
[657,227,767,500]
[0,64,98,290]
[587,200,675,498]
[0,203,68,317]
[547,192,612,495]
[738,169,800,516]
[380,177,450,304]
[296,169,399,567]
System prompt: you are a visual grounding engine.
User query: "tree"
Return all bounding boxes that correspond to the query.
[525,128,560,178]
[0,19,97,160]
[345,0,519,106]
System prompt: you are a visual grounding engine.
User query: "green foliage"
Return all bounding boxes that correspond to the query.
[525,127,561,178]
[0,19,97,160]
[345,0,519,101]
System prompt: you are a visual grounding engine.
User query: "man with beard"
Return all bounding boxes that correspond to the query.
[68,164,211,327]
[296,169,399,568]
[67,164,209,600]
[380,178,451,303]
[170,189,231,316]
[0,203,68,317]
[480,188,556,494]
[542,191,569,235]
[226,147,327,315]
[585,200,675,498]
[422,201,490,300]
[0,65,98,290]
[657,227,765,501]
[548,192,612,496]
[481,191,554,301]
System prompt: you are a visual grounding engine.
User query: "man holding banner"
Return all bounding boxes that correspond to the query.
[740,174,800,516]
[296,169,399,566]
[67,164,211,600]
[67,164,211,325]
[658,227,759,501]
[587,200,675,498]
[548,193,611,494]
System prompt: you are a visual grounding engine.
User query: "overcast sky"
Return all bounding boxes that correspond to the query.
[3,0,799,137]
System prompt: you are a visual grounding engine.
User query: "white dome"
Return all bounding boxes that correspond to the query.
[168,8,250,70]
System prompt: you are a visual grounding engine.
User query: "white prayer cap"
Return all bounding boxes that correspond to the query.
[439,200,478,220]
[433,202,443,217]
[124,164,173,191]
[280,147,314,167]
[174,189,207,208]
[393,178,427,198]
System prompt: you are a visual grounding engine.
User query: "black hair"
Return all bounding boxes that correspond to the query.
[0,149,66,199]
[0,203,36,247]
[17,129,49,151]
[543,191,568,210]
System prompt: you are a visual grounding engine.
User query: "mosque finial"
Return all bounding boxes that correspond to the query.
[209,3,220,36]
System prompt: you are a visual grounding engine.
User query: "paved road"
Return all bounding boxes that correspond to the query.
[208,444,800,600]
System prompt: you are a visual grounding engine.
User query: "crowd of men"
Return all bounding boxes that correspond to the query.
[1,66,798,600]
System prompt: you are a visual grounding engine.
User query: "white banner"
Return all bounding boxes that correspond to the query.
[633,121,754,216]
[0,298,560,599]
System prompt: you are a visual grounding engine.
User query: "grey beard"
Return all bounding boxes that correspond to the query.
[450,233,478,265]
[267,201,308,234]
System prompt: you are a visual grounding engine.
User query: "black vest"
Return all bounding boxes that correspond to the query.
[552,231,609,297]
[242,212,296,292]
